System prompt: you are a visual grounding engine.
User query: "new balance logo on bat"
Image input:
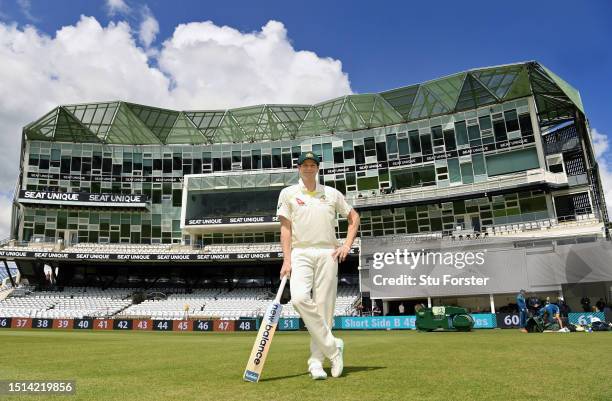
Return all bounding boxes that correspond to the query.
[254,324,274,365]
[253,303,281,365]
[264,303,281,324]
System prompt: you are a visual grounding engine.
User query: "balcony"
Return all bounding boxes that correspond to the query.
[349,169,568,209]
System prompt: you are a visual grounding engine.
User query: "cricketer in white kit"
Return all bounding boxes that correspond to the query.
[277,152,360,380]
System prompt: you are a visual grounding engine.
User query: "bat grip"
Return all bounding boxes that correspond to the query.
[274,276,288,303]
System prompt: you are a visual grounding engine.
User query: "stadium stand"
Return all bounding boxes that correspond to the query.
[0,287,133,319]
[0,285,360,320]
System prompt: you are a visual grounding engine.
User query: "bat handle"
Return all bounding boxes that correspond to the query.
[274,276,288,303]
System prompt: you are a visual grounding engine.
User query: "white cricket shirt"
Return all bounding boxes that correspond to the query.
[276,179,353,249]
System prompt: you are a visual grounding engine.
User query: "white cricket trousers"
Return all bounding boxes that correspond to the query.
[290,247,340,368]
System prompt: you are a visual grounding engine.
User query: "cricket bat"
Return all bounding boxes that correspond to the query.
[243,276,288,382]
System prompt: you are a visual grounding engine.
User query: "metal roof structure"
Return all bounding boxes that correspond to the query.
[24,61,583,145]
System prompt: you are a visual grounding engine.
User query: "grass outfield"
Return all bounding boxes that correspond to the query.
[1,330,611,401]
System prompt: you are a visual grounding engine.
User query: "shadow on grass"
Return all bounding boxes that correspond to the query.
[261,366,386,382]
[260,372,309,382]
[343,366,386,377]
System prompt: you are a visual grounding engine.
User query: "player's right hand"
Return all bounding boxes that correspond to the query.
[280,261,291,279]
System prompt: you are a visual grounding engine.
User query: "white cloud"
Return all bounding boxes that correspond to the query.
[158,20,351,108]
[106,0,130,17]
[0,16,352,238]
[138,5,158,48]
[0,193,12,240]
[591,127,608,159]
[591,128,612,218]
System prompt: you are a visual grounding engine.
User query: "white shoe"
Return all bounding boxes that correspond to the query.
[330,338,344,378]
[309,364,327,380]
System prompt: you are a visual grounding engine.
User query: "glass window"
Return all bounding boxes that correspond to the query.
[398,138,410,156]
[61,156,71,174]
[51,149,61,162]
[343,140,354,160]
[163,159,172,173]
[91,153,101,170]
[272,148,282,168]
[144,159,153,175]
[364,138,376,157]
[202,152,211,164]
[71,157,81,172]
[38,155,49,170]
[122,160,132,174]
[292,146,301,159]
[333,147,344,164]
[431,126,443,147]
[448,158,461,183]
[519,196,547,213]
[486,148,539,176]
[386,134,398,154]
[242,155,251,170]
[519,113,533,136]
[443,129,456,151]
[420,134,432,155]
[468,125,480,141]
[472,154,486,176]
[493,118,507,142]
[454,200,466,214]
[355,145,365,164]
[417,166,436,186]
[262,155,271,169]
[212,158,221,171]
[173,156,182,171]
[460,163,474,184]
[409,130,420,154]
[454,121,468,146]
[282,153,292,169]
[346,172,356,186]
[357,176,378,191]
[172,189,182,207]
[28,154,38,167]
[322,143,333,162]
[376,141,387,161]
[479,115,492,131]
[252,150,261,169]
[504,110,519,132]
[391,165,436,189]
[102,158,112,173]
[222,157,231,170]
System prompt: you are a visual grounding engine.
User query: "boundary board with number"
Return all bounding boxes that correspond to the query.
[2,314,601,332]
[0,317,259,332]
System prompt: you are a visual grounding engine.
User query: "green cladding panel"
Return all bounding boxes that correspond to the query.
[125,103,179,143]
[54,108,100,143]
[455,75,497,111]
[380,85,419,119]
[165,113,207,144]
[105,103,161,144]
[63,102,118,141]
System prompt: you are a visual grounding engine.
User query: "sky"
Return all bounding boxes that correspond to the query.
[0,0,610,238]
